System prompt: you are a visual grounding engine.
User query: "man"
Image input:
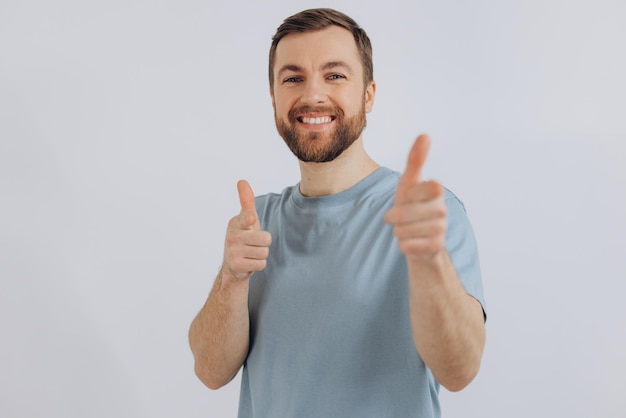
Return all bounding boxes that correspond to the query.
[189,8,486,418]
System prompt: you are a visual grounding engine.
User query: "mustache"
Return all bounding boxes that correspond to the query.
[288,105,345,121]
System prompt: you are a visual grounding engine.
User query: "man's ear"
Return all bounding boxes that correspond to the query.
[364,80,376,113]
[270,87,275,107]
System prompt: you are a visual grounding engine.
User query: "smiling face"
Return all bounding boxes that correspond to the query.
[271,25,375,163]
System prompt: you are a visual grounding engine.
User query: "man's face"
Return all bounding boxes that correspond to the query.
[271,26,375,163]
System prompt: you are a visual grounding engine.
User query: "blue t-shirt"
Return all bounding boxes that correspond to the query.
[238,167,485,418]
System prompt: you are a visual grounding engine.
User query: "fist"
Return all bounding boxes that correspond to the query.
[223,180,272,280]
[384,134,447,261]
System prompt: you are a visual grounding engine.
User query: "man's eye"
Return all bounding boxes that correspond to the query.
[284,77,301,83]
[328,74,345,80]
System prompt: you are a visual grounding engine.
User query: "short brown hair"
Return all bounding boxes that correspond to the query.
[268,8,373,90]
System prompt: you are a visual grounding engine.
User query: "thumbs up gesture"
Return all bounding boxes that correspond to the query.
[384,134,447,261]
[222,180,272,281]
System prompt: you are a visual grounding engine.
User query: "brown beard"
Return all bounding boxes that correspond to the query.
[275,101,367,163]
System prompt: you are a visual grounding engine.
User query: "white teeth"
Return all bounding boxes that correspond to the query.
[301,116,332,124]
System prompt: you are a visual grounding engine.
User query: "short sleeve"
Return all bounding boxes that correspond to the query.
[444,189,487,319]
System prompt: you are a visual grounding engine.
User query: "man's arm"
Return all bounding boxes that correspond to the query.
[385,134,486,392]
[188,180,272,390]
[405,252,485,391]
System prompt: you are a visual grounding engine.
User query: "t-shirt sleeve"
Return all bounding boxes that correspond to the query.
[444,190,487,319]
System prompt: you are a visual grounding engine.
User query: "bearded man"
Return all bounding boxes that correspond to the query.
[189,8,487,418]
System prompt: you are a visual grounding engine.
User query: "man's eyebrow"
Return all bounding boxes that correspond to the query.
[321,61,353,74]
[276,64,302,79]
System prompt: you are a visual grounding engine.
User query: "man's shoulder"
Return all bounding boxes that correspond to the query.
[253,183,298,220]
[255,183,297,203]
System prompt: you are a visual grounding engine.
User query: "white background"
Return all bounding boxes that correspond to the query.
[1,1,625,417]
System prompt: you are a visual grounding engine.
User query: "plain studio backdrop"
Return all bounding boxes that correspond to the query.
[1,1,624,417]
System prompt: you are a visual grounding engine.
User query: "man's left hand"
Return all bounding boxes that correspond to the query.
[384,134,447,261]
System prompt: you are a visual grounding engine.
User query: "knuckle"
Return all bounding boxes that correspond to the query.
[397,240,412,254]
[224,233,237,246]
[262,231,273,246]
[434,207,447,218]
[228,214,242,228]
[257,259,267,270]
[229,258,245,272]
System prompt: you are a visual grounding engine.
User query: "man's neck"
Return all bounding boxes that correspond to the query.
[297,138,380,197]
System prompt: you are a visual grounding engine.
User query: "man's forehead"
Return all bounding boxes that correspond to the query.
[274,26,360,67]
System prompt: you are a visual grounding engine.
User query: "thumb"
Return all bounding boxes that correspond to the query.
[236,180,259,230]
[396,134,430,201]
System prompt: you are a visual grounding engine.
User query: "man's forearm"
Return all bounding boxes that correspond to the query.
[189,268,251,390]
[408,251,485,392]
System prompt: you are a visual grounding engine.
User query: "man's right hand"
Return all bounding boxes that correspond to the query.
[222,180,272,281]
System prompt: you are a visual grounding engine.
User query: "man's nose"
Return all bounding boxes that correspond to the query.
[301,78,327,104]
